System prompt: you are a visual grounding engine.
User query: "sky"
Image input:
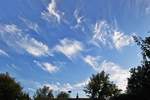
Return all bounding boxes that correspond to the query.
[0,0,150,98]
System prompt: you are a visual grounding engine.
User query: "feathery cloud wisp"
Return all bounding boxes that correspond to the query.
[92,20,112,47]
[74,9,85,26]
[34,60,59,73]
[20,17,40,34]
[54,38,83,59]
[0,49,9,57]
[113,31,134,49]
[83,55,101,70]
[0,24,49,57]
[43,78,89,93]
[19,37,49,57]
[41,0,63,23]
[91,20,134,49]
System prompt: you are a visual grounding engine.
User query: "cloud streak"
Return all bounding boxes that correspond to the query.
[0,24,50,57]
[19,37,49,57]
[54,38,83,59]
[0,49,9,57]
[113,31,134,49]
[41,0,63,23]
[43,78,89,93]
[91,20,134,49]
[34,60,59,73]
[20,17,40,34]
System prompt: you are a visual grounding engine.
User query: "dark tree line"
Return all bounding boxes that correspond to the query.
[0,73,69,100]
[33,86,69,100]
[0,72,31,100]
[0,36,150,100]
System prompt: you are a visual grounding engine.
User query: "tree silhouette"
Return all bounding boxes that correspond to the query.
[84,71,121,100]
[127,36,150,100]
[0,72,30,100]
[34,86,54,100]
[133,36,150,62]
[109,93,143,100]
[57,91,70,100]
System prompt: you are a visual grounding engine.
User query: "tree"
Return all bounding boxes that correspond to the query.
[57,91,70,100]
[34,86,54,100]
[84,71,121,100]
[0,72,31,100]
[127,36,150,100]
[133,36,150,62]
[127,64,150,100]
[110,94,142,100]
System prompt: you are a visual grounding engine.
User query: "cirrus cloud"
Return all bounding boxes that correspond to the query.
[91,20,134,50]
[0,49,9,57]
[34,60,59,73]
[54,38,84,59]
[41,0,63,23]
[113,31,134,49]
[0,24,50,57]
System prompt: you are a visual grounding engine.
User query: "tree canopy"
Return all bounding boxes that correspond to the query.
[34,85,54,100]
[57,91,70,100]
[0,72,30,100]
[134,36,150,62]
[127,36,150,100]
[84,71,121,100]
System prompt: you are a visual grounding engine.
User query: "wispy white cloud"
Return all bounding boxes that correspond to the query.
[92,20,112,47]
[45,83,73,92]
[0,24,24,50]
[19,37,49,57]
[70,8,88,35]
[73,9,85,30]
[73,79,90,89]
[20,17,40,34]
[34,60,59,73]
[43,78,89,93]
[0,24,21,33]
[74,9,84,25]
[83,55,130,91]
[54,38,83,59]
[11,64,19,70]
[113,31,134,49]
[0,24,50,57]
[91,20,134,49]
[83,55,101,70]
[21,75,88,97]
[0,49,9,57]
[41,0,63,23]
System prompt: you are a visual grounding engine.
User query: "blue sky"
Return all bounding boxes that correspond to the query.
[0,0,150,98]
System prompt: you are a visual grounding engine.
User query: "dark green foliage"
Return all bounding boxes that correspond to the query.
[133,36,150,62]
[34,85,54,100]
[110,94,144,100]
[127,63,150,95]
[126,36,150,100]
[57,91,70,100]
[0,72,31,100]
[84,71,121,100]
